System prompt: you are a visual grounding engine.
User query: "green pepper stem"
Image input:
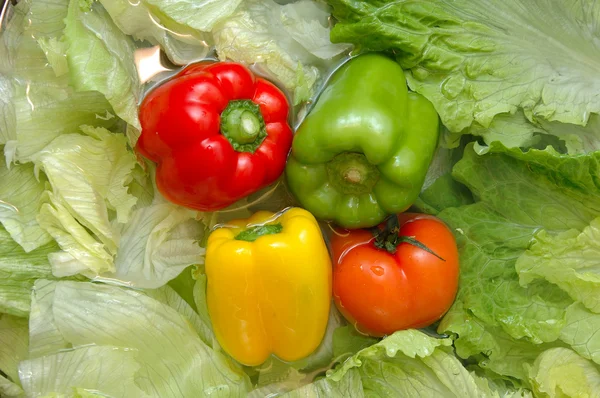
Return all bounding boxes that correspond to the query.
[326,152,380,195]
[221,100,267,153]
[235,223,283,242]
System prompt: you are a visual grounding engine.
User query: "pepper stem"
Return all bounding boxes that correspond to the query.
[326,152,380,195]
[235,223,283,242]
[221,100,267,153]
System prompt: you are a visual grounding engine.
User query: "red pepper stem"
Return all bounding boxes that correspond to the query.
[221,100,267,153]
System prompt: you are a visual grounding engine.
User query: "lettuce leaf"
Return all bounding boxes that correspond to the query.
[527,347,600,397]
[329,0,600,143]
[28,280,70,359]
[0,226,58,318]
[517,217,600,313]
[466,111,600,154]
[19,346,147,398]
[143,0,242,32]
[0,0,116,164]
[0,152,52,252]
[0,314,28,395]
[105,202,205,288]
[64,0,141,129]
[414,142,600,385]
[98,0,210,65]
[279,368,364,398]
[21,280,250,397]
[322,330,513,397]
[34,126,138,276]
[213,0,350,104]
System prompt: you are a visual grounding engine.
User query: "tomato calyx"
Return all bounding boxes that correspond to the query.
[371,216,446,261]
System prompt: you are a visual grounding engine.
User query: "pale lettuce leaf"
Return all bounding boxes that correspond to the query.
[527,347,600,398]
[0,0,116,163]
[145,285,215,347]
[143,0,242,32]
[47,281,250,396]
[9,87,115,163]
[19,345,147,398]
[98,0,210,65]
[37,193,115,277]
[0,152,52,252]
[34,126,138,276]
[278,368,364,398]
[105,203,205,288]
[213,0,349,104]
[28,280,70,359]
[0,76,15,145]
[329,0,600,135]
[64,0,141,128]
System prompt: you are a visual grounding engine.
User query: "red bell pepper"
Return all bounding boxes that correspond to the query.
[137,62,293,211]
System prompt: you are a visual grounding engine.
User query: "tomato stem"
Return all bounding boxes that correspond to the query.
[371,216,445,261]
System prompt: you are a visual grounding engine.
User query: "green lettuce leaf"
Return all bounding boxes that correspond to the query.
[64,0,141,128]
[560,303,600,364]
[527,347,600,398]
[329,0,600,138]
[0,152,52,252]
[517,217,600,313]
[0,374,23,398]
[331,326,377,364]
[0,314,28,394]
[421,142,600,382]
[466,111,600,154]
[0,227,58,318]
[22,280,250,396]
[213,0,350,104]
[326,330,501,397]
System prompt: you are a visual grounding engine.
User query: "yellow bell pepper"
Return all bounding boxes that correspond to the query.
[205,207,332,366]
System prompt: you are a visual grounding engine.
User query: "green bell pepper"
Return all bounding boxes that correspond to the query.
[285,53,439,229]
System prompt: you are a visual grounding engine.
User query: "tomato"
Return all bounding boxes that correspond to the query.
[331,213,459,337]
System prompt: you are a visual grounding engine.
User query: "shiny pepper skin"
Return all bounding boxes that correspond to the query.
[137,61,293,211]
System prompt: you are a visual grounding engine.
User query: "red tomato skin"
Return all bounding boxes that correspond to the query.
[136,62,293,211]
[332,213,459,337]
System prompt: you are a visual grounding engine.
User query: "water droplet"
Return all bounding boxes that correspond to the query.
[371,265,384,276]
